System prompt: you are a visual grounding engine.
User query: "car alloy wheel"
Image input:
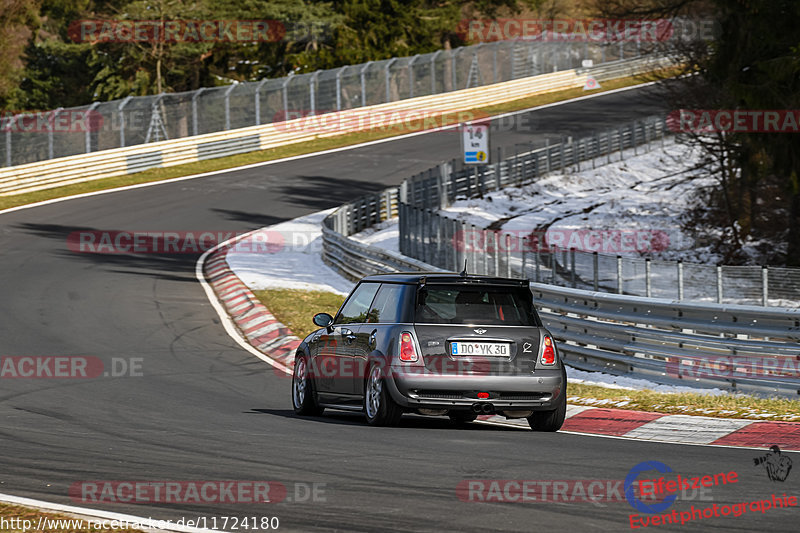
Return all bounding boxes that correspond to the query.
[292,354,323,416]
[292,357,307,408]
[364,363,402,426]
[365,365,382,419]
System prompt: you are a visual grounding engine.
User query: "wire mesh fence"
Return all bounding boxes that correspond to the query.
[1,39,643,168]
[397,118,800,306]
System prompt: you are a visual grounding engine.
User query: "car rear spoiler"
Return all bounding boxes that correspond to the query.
[418,276,530,287]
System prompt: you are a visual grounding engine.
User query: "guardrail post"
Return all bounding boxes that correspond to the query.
[716,265,723,303]
[616,255,623,294]
[408,55,420,98]
[551,245,558,285]
[492,41,498,82]
[192,88,205,136]
[678,260,684,301]
[521,236,527,278]
[570,248,576,288]
[545,138,551,172]
[430,51,441,95]
[254,79,269,125]
[452,47,462,90]
[534,239,541,283]
[310,71,321,115]
[4,115,14,166]
[505,234,511,278]
[85,102,99,153]
[48,107,63,159]
[593,251,599,291]
[282,73,294,120]
[359,61,371,106]
[646,258,652,297]
[385,58,397,102]
[224,84,236,130]
[762,266,768,306]
[484,229,491,275]
[338,66,348,111]
[117,97,131,147]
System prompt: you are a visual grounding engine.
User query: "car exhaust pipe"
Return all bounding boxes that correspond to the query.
[471,403,483,414]
[481,403,495,415]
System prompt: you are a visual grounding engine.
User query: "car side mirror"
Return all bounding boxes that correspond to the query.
[313,312,334,330]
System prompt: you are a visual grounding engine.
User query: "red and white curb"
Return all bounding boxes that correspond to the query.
[202,244,299,372]
[479,405,800,451]
[197,226,800,453]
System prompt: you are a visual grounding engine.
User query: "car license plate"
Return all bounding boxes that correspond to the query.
[451,342,508,356]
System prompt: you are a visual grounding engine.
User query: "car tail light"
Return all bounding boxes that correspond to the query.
[541,336,556,365]
[477,392,490,399]
[399,332,418,362]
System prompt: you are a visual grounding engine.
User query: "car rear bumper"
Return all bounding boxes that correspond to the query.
[384,366,565,411]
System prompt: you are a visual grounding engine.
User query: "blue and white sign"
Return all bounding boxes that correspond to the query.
[462,123,489,165]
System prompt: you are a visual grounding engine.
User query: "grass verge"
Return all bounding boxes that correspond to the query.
[252,289,345,340]
[252,288,800,421]
[0,69,677,212]
[0,503,143,533]
[567,383,800,422]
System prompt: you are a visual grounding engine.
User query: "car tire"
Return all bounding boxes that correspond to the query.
[292,354,324,416]
[448,412,478,426]
[364,363,403,426]
[527,368,567,432]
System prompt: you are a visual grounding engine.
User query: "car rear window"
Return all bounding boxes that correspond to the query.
[415,284,540,326]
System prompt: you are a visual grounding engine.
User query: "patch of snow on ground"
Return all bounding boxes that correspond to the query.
[226,209,354,295]
[567,367,727,396]
[350,218,399,252]
[441,139,724,263]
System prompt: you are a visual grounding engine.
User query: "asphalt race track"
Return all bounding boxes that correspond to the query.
[0,86,795,532]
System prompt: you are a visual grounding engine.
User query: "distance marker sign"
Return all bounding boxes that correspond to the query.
[462,123,490,164]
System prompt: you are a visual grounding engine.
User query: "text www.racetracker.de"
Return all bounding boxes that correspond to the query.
[0,515,280,531]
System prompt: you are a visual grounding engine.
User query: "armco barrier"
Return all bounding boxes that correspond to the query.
[320,134,800,399]
[322,205,800,396]
[0,55,669,197]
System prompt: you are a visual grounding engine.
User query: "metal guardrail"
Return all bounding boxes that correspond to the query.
[1,39,649,169]
[0,55,668,197]
[321,124,800,397]
[397,118,800,307]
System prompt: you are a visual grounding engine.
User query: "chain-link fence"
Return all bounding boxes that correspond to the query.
[0,40,645,168]
[397,118,800,306]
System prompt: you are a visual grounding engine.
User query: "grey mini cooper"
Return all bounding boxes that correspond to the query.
[291,272,567,431]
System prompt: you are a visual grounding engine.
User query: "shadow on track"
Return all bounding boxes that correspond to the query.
[247,408,528,431]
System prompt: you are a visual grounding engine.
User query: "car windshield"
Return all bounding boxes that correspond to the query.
[415,284,539,326]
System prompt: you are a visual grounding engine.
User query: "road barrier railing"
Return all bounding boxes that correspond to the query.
[320,120,800,397]
[0,52,669,197]
[1,39,652,169]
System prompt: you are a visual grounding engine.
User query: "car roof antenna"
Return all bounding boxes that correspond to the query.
[460,260,468,277]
